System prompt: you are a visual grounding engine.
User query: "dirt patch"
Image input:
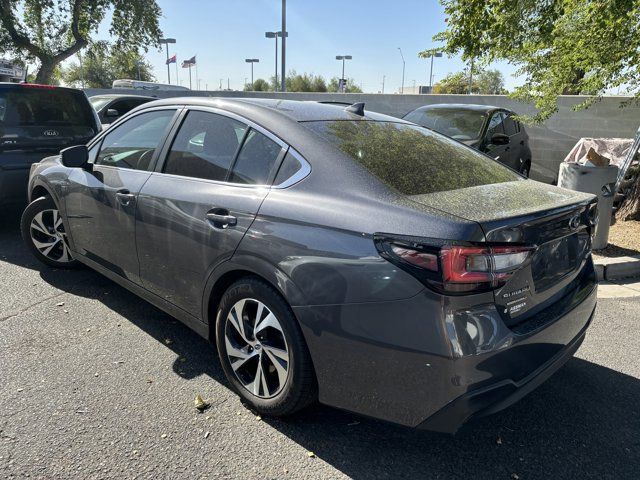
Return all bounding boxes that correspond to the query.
[594,220,640,258]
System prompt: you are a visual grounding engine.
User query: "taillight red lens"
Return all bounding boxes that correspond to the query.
[390,245,438,271]
[442,245,532,290]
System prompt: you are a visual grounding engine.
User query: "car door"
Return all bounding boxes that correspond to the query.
[135,108,286,318]
[481,111,511,166]
[64,107,179,283]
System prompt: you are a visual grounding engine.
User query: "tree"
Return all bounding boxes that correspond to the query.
[61,41,154,88]
[0,0,162,84]
[420,0,640,123]
[475,69,507,95]
[328,77,363,93]
[245,78,270,91]
[432,68,506,94]
[433,71,469,94]
[285,71,328,92]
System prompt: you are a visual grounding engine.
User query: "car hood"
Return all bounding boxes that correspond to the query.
[408,179,595,224]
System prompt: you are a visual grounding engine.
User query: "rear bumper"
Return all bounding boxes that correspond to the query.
[418,305,593,433]
[295,265,597,432]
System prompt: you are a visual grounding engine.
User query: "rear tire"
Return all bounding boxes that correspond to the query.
[215,277,317,416]
[21,196,79,268]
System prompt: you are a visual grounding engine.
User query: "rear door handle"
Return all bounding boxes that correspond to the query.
[206,210,237,228]
[115,189,136,206]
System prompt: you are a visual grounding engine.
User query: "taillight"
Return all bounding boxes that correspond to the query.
[375,235,533,295]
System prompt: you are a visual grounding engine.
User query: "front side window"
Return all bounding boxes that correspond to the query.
[305,120,520,196]
[163,111,247,181]
[229,129,282,185]
[95,110,175,170]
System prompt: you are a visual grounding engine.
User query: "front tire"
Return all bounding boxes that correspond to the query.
[215,277,317,416]
[21,196,78,268]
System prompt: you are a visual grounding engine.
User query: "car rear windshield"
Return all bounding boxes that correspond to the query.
[305,120,520,195]
[403,108,485,141]
[0,87,95,127]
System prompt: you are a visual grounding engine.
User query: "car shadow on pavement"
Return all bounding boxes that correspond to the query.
[2,211,638,479]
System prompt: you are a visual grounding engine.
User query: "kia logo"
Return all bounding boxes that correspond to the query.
[569,215,581,230]
[43,130,59,137]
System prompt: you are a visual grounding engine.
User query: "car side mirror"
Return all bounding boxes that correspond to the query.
[60,145,89,168]
[105,108,119,118]
[490,133,510,145]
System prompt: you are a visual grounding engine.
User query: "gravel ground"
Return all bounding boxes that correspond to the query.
[1,210,639,480]
[596,220,640,257]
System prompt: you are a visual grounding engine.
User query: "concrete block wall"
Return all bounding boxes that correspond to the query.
[85,88,640,183]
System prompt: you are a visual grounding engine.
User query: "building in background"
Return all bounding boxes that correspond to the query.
[0,59,25,83]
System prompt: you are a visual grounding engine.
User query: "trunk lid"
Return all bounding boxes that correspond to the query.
[410,180,597,325]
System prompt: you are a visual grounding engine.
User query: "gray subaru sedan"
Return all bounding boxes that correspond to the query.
[21,98,598,433]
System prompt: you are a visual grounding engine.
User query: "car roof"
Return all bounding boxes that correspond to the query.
[0,82,84,93]
[89,93,157,100]
[139,96,411,123]
[414,103,511,114]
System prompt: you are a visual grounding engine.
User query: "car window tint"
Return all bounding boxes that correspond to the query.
[274,151,302,185]
[229,129,282,185]
[408,109,486,141]
[306,120,520,196]
[163,111,247,181]
[485,112,505,141]
[95,110,175,171]
[403,110,426,125]
[503,115,518,136]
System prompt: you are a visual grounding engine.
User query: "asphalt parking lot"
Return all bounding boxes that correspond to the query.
[1,210,639,480]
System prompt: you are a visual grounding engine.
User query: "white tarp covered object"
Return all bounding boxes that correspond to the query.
[563,138,633,167]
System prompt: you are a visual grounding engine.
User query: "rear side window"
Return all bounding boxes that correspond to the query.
[305,121,520,196]
[274,151,303,185]
[0,87,95,128]
[163,111,247,181]
[96,110,175,171]
[229,129,282,185]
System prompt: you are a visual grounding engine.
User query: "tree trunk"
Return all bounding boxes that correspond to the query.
[616,169,640,221]
[34,59,56,84]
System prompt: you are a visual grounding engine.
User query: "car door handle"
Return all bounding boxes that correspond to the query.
[115,189,136,206]
[206,211,237,228]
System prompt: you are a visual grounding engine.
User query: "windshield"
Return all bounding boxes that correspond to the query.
[305,120,520,195]
[89,96,113,112]
[404,108,486,141]
[0,87,95,127]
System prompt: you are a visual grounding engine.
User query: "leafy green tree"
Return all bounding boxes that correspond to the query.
[285,71,327,92]
[61,41,154,88]
[475,69,507,95]
[420,0,640,122]
[244,78,271,91]
[433,67,506,94]
[0,0,162,84]
[328,77,363,93]
[433,71,469,94]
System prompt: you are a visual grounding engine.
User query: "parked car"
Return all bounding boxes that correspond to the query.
[89,94,155,128]
[21,98,598,433]
[0,82,100,208]
[403,104,533,177]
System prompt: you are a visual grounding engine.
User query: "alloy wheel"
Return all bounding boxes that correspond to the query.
[224,298,290,398]
[29,209,73,263]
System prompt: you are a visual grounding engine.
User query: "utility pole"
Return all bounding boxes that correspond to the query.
[245,59,259,88]
[398,47,405,94]
[428,52,442,93]
[335,55,352,92]
[281,0,286,92]
[159,38,176,84]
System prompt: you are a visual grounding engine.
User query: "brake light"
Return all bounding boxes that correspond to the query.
[20,83,57,89]
[375,236,533,295]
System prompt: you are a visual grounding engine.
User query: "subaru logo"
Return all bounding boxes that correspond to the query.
[569,215,581,230]
[43,130,59,137]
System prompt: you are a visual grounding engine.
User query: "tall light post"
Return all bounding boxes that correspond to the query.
[428,52,442,93]
[245,58,259,89]
[265,31,287,91]
[335,55,352,92]
[382,75,385,94]
[397,47,405,94]
[159,38,176,84]
[281,0,287,92]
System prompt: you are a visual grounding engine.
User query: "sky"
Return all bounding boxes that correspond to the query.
[98,0,522,93]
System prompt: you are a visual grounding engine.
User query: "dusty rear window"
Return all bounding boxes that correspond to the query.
[304,120,520,195]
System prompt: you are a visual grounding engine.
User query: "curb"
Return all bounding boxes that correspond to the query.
[593,254,640,281]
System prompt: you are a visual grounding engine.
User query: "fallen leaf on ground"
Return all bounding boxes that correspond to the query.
[160,433,168,439]
[256,415,262,421]
[164,338,173,345]
[56,302,64,307]
[194,394,210,411]
[307,451,316,458]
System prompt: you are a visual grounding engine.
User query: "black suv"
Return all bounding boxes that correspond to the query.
[0,83,100,208]
[403,104,533,177]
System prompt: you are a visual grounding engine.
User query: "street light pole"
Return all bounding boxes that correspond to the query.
[398,47,405,94]
[281,0,286,92]
[266,31,287,91]
[159,38,176,84]
[428,52,442,93]
[382,75,385,94]
[335,55,352,92]
[245,59,259,89]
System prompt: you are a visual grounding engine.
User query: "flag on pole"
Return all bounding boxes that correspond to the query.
[166,54,176,65]
[181,55,196,68]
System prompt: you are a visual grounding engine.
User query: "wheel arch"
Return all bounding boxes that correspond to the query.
[29,179,58,204]
[202,257,307,343]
